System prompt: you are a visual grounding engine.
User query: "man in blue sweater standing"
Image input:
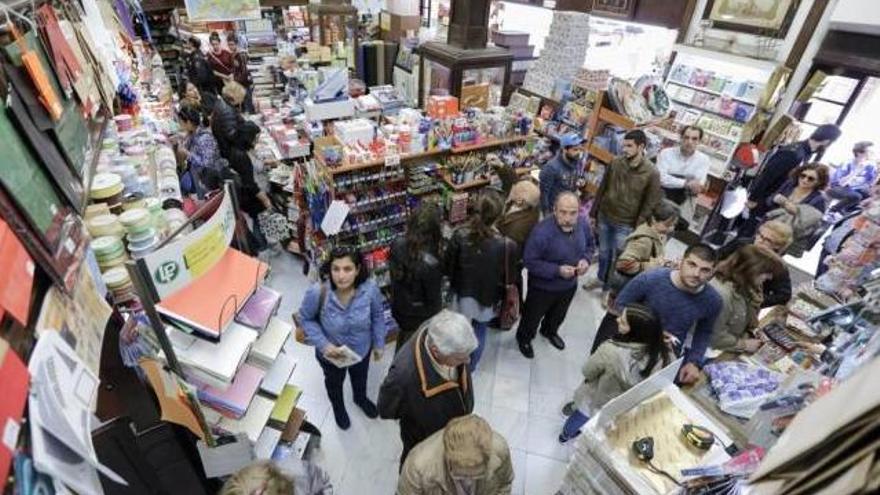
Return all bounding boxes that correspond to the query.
[517,192,594,358]
[600,244,722,384]
[539,133,585,215]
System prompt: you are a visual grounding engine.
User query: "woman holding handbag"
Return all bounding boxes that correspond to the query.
[445,190,516,371]
[298,246,388,430]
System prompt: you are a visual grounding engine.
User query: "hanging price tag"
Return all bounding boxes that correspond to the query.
[385,154,401,168]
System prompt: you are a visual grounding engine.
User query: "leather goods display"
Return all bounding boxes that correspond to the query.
[36,5,82,97]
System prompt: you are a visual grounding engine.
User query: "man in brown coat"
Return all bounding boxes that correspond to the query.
[588,129,662,295]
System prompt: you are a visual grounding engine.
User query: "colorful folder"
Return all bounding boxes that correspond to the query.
[0,338,28,490]
[157,248,268,341]
[234,285,282,332]
[198,363,265,419]
[0,219,35,326]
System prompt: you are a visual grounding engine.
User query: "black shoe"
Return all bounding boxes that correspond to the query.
[332,404,351,430]
[562,401,576,417]
[558,430,582,444]
[355,398,379,418]
[544,334,566,350]
[518,341,534,359]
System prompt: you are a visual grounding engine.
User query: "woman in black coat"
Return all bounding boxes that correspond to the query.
[390,202,444,353]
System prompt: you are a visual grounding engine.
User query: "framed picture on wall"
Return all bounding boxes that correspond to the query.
[591,0,637,19]
[704,0,801,38]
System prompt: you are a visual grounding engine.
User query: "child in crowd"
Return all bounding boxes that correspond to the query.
[558,303,670,443]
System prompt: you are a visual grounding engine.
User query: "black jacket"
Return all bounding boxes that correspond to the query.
[748,141,813,208]
[444,228,516,308]
[211,98,246,157]
[186,52,215,93]
[718,237,792,308]
[378,329,473,461]
[389,238,443,331]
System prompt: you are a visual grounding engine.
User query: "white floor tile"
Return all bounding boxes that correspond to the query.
[525,414,574,462]
[492,375,531,413]
[529,385,573,420]
[485,405,530,451]
[524,454,569,495]
[495,347,533,382]
[510,448,528,495]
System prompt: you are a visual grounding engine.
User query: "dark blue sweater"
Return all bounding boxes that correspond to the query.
[614,268,722,365]
[523,216,595,292]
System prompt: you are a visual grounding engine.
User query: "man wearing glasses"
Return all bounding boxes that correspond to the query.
[717,220,794,307]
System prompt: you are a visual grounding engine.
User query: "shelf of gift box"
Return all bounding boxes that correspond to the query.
[667,81,759,106]
[440,168,533,192]
[670,99,753,125]
[334,177,407,194]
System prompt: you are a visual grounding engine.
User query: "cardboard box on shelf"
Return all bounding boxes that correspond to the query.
[380,11,420,42]
[426,95,459,119]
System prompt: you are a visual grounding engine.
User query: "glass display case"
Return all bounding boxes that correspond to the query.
[307,3,359,68]
[416,41,512,108]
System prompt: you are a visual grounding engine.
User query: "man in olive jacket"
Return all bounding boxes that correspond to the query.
[589,129,662,293]
[378,310,478,467]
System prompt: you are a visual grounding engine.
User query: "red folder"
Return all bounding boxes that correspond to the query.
[0,338,29,489]
[156,248,268,340]
[0,218,35,325]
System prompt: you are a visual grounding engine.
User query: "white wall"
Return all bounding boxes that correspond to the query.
[830,0,880,35]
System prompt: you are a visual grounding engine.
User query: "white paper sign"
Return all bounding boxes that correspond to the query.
[385,153,401,168]
[320,200,351,236]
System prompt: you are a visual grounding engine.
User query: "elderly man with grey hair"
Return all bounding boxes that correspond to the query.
[379,309,478,467]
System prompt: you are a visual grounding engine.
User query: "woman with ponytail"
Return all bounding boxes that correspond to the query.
[445,190,516,371]
[559,303,669,443]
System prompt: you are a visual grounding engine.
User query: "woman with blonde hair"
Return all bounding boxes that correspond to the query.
[398,415,513,495]
[496,179,541,312]
[709,244,784,353]
[717,219,794,307]
[220,460,333,495]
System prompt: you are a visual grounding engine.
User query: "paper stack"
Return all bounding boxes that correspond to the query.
[165,321,258,389]
[198,363,266,419]
[260,344,298,397]
[218,395,276,444]
[270,385,303,427]
[522,11,591,99]
[234,285,282,333]
[749,356,880,494]
[249,317,293,368]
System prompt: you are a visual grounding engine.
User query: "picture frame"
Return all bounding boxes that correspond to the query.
[591,0,637,20]
[704,0,801,38]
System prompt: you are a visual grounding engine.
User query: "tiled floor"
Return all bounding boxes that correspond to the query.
[265,251,610,495]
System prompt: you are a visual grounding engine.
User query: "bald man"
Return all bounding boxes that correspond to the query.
[516,192,594,358]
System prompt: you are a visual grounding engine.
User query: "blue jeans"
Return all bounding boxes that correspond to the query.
[469,320,488,372]
[562,410,589,439]
[597,217,633,290]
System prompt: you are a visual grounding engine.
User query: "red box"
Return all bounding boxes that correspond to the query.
[426,95,459,119]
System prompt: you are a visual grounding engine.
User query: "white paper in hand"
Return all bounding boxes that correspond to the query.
[324,345,362,368]
[320,200,350,236]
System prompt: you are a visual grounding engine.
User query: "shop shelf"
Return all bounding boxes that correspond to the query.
[587,144,615,164]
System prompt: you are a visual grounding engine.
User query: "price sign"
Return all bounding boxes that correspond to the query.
[385,154,401,168]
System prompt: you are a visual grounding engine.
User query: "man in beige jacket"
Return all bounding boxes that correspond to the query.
[397,415,513,495]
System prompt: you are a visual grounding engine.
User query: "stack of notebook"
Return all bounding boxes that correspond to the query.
[235,285,282,333]
[249,317,292,368]
[156,248,269,341]
[164,321,258,389]
[198,363,266,419]
[258,341,297,397]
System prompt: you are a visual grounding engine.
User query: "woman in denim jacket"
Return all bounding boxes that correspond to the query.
[299,246,388,430]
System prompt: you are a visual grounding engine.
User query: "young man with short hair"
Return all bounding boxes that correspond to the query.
[656,125,711,205]
[539,133,585,214]
[588,129,663,293]
[591,244,722,385]
[828,141,876,214]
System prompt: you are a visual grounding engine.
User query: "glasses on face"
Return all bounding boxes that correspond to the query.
[757,232,784,250]
[800,173,818,182]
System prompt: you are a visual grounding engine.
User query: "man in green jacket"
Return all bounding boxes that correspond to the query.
[588,129,662,295]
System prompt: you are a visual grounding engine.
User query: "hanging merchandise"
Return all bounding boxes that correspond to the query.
[7,20,63,121]
[35,4,83,98]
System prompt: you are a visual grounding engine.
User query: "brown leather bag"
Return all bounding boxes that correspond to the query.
[293,284,327,345]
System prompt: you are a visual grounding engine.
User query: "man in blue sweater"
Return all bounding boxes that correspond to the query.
[517,192,594,358]
[539,133,585,215]
[598,244,723,384]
